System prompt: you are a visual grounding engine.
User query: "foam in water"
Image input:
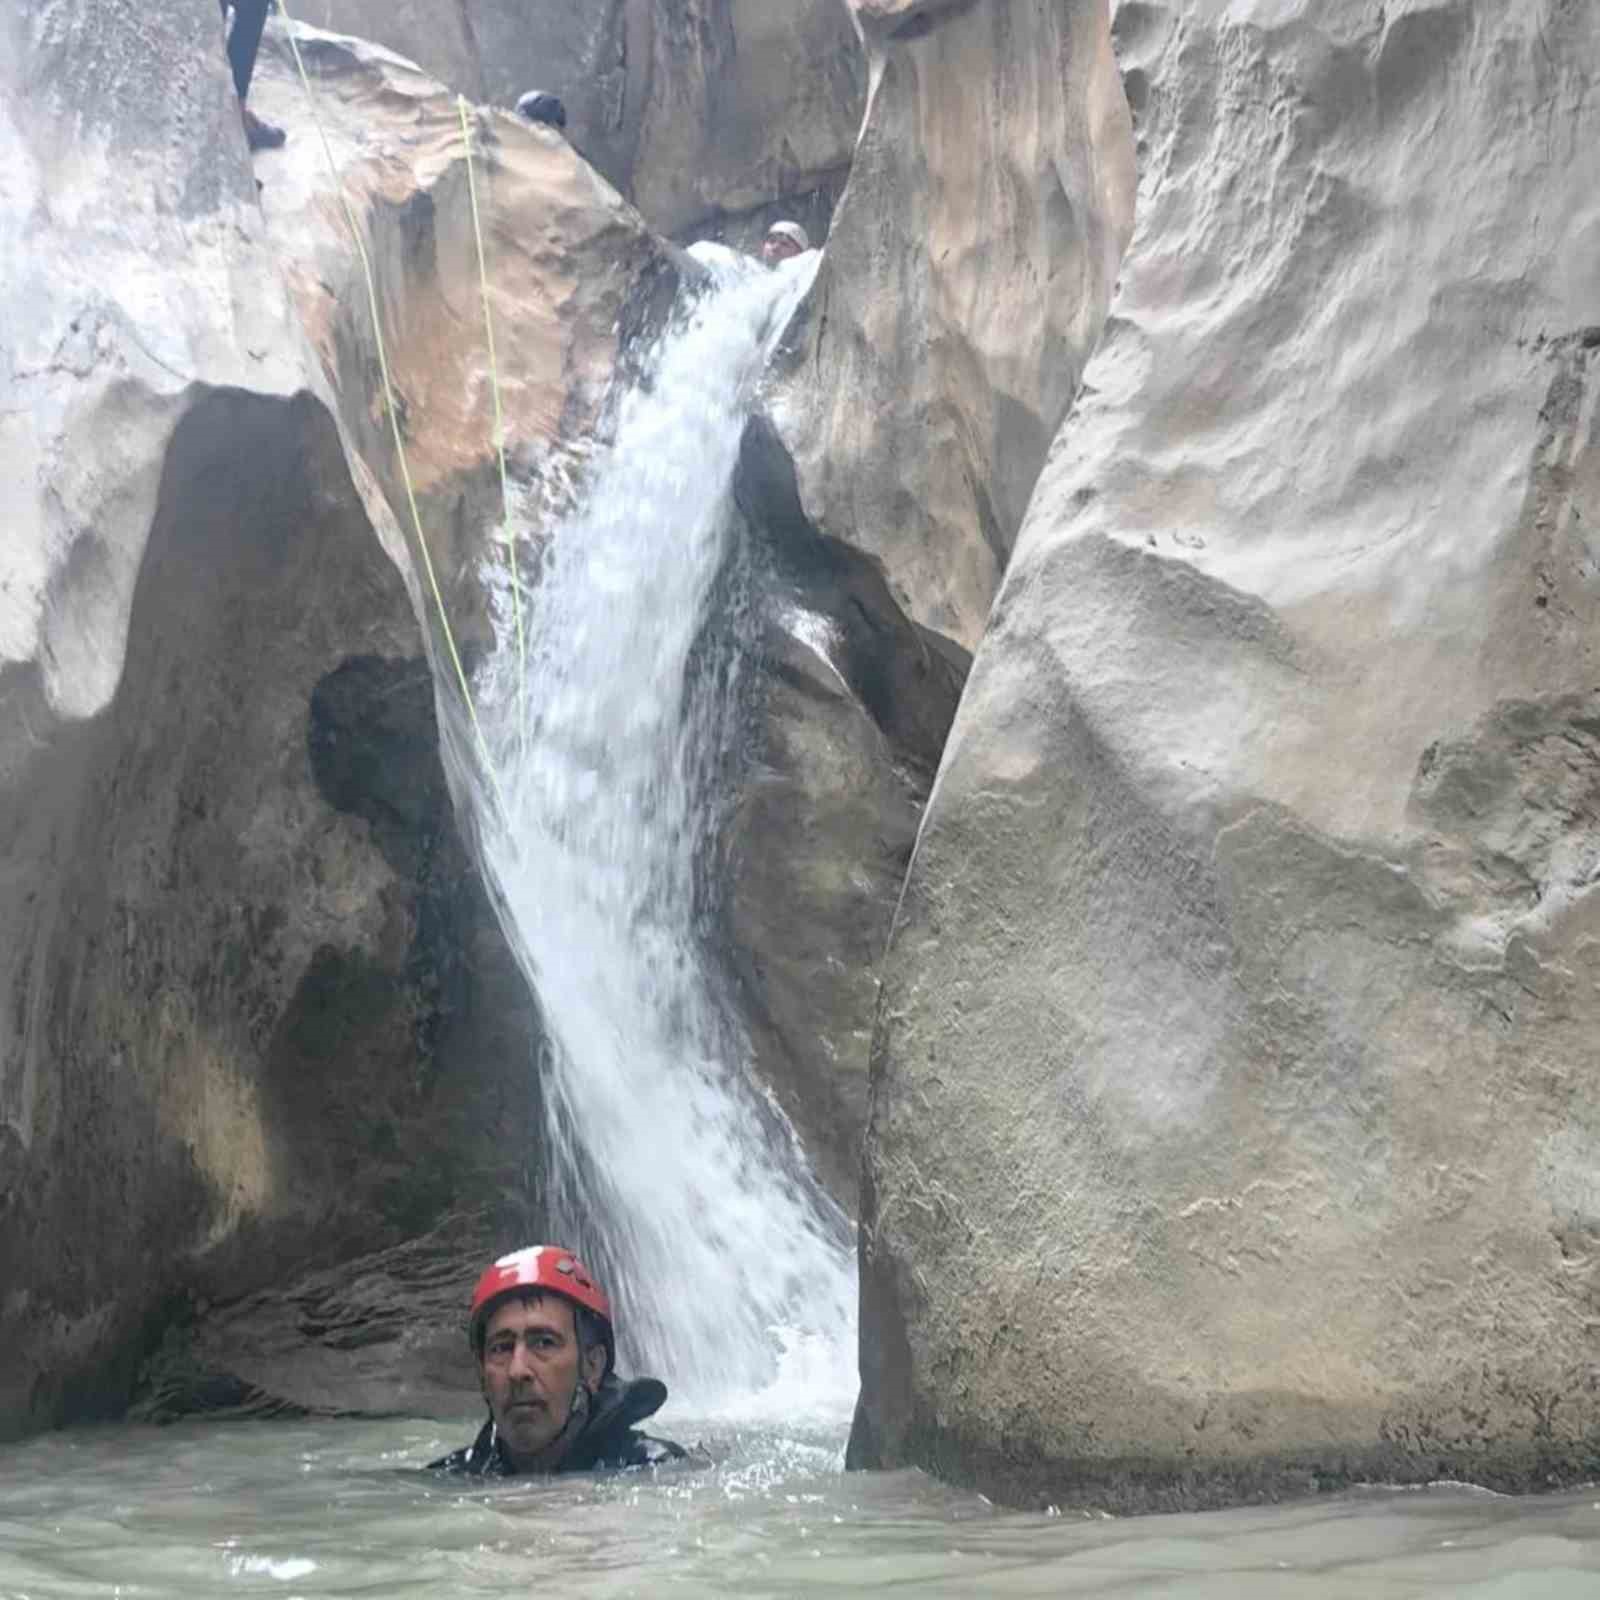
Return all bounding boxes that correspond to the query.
[448,244,856,1414]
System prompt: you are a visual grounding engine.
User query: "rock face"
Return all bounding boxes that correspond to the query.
[250,32,936,1218]
[856,0,1600,1509]
[778,0,1135,650]
[297,0,866,242]
[723,418,967,1203]
[0,1,672,1436]
[3,0,933,1437]
[247,24,682,660]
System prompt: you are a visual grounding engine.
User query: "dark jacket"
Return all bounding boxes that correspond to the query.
[428,1375,688,1476]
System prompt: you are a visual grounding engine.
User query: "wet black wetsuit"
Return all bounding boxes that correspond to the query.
[219,0,269,101]
[429,1375,689,1476]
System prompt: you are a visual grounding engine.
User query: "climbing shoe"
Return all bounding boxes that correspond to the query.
[242,106,286,151]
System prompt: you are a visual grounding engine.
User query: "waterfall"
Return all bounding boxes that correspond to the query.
[447,246,857,1414]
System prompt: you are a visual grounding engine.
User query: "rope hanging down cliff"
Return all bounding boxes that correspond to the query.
[457,95,529,737]
[274,0,513,812]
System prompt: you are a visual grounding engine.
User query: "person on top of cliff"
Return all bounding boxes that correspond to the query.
[516,90,569,130]
[760,221,812,267]
[428,1246,690,1476]
[515,90,594,167]
[218,0,286,152]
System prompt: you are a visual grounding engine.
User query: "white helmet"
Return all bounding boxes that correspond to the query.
[764,220,811,252]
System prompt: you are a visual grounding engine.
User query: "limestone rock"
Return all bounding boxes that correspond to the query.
[0,0,669,1436]
[1,0,305,1435]
[724,418,966,1204]
[857,0,1600,1509]
[3,0,912,1437]
[296,0,866,242]
[0,379,540,1437]
[134,1212,494,1421]
[248,30,927,1216]
[778,0,1135,650]
[248,23,683,660]
[292,0,489,103]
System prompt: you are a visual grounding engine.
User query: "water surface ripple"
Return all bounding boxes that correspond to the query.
[2,1419,1596,1598]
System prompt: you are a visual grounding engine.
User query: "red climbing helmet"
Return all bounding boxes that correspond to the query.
[467,1245,614,1363]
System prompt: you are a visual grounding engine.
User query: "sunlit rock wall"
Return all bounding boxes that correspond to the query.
[247,25,683,661]
[779,0,1136,649]
[856,0,1600,1509]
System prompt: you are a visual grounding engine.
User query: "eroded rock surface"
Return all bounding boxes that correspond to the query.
[0,1,672,1435]
[724,418,967,1204]
[250,32,930,1217]
[1,378,539,1435]
[135,1212,496,1421]
[2,0,303,1435]
[249,24,683,660]
[297,0,865,242]
[2,2,924,1436]
[778,0,1135,649]
[857,0,1600,1509]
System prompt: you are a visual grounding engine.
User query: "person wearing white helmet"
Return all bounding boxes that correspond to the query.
[761,220,812,267]
[515,90,568,130]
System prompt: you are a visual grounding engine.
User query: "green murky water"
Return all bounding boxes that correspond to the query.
[1,1418,1597,1597]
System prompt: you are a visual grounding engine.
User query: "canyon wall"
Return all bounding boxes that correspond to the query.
[0,0,669,1433]
[854,0,1600,1510]
[776,0,1136,649]
[0,2,925,1428]
[301,0,865,241]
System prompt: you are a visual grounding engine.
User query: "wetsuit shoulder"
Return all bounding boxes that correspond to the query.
[562,1375,696,1472]
[428,1420,503,1475]
[590,1428,690,1470]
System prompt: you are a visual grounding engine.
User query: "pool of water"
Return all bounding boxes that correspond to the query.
[1,1417,1597,1597]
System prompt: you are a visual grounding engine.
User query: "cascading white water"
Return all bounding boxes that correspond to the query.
[451,245,856,1413]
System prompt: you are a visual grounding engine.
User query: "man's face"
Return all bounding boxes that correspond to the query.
[761,231,804,267]
[479,1293,605,1465]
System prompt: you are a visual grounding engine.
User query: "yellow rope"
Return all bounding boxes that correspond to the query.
[456,95,528,735]
[274,1,505,812]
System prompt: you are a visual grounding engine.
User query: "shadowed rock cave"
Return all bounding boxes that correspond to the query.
[3,389,544,1432]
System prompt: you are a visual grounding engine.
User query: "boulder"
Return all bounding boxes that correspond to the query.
[1,0,309,1434]
[294,0,866,242]
[0,0,672,1436]
[247,24,683,660]
[856,0,1600,1509]
[134,1211,496,1421]
[724,417,967,1204]
[777,0,1135,650]
[3,1,926,1433]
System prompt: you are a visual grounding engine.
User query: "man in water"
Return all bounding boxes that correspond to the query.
[429,1246,688,1475]
[761,220,811,267]
[219,1,286,151]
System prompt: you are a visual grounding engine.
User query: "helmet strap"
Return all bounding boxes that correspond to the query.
[540,1378,591,1466]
